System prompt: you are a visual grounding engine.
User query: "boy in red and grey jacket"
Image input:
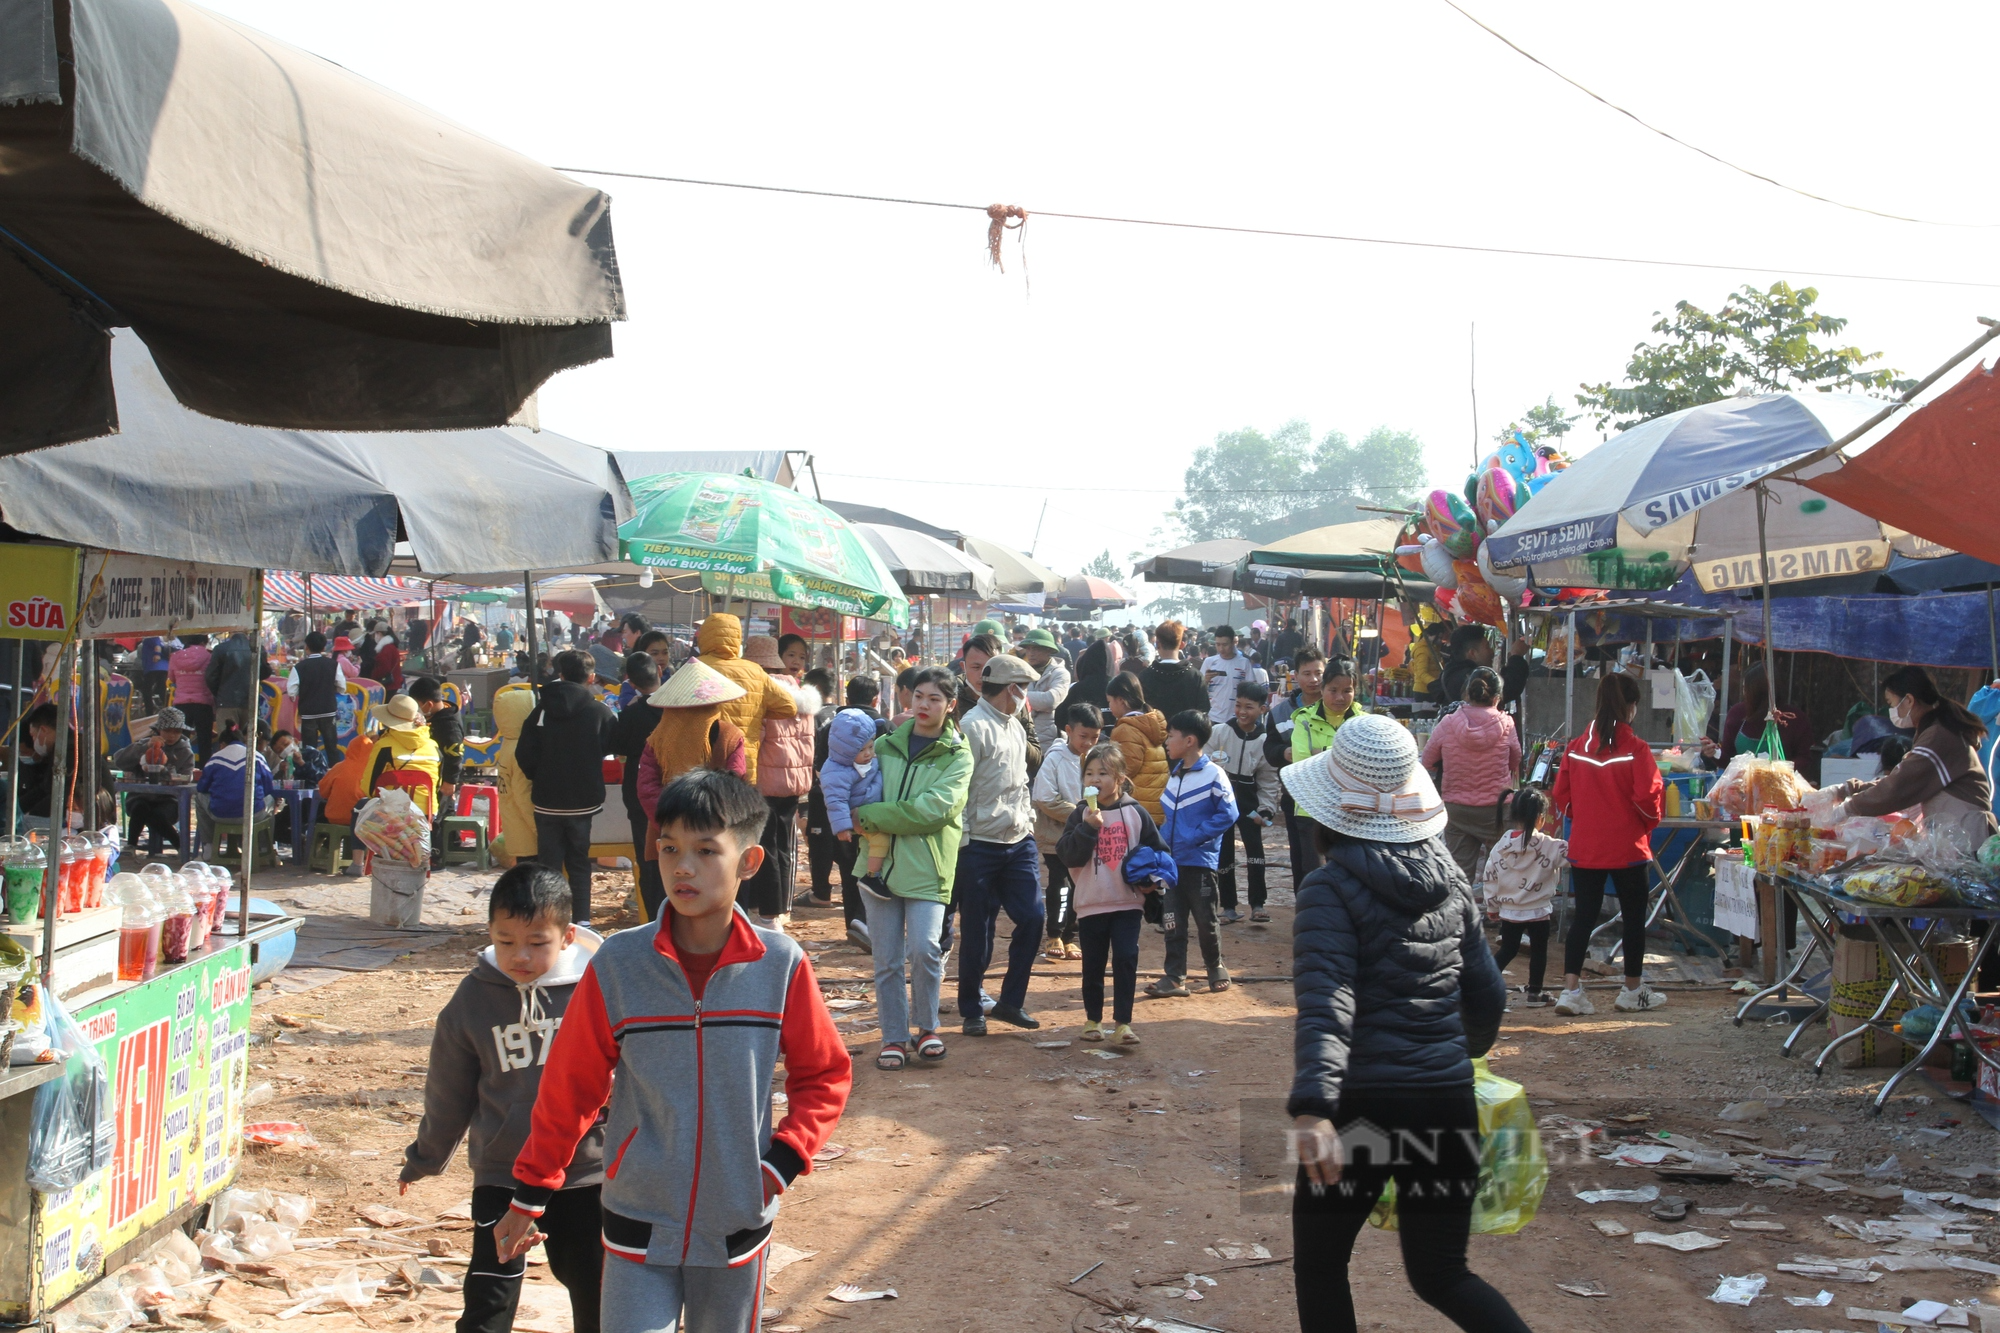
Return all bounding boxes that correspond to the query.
[497,769,851,1332]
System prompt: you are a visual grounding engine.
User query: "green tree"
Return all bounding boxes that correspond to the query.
[1497,395,1576,446]
[1081,549,1124,581]
[1577,282,1914,433]
[1172,421,1427,544]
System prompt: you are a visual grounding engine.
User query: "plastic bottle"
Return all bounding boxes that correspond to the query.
[158,874,198,965]
[57,836,89,915]
[86,831,115,908]
[113,873,162,982]
[2,838,45,926]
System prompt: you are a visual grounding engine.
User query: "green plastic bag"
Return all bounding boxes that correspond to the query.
[1366,1058,1547,1235]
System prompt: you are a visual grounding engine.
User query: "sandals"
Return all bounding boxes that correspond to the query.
[915,1031,947,1061]
[1063,942,1082,960]
[875,1044,906,1071]
[1081,1021,1105,1042]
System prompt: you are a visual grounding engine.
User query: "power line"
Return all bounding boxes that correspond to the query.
[556,167,2000,290]
[1440,0,1999,229]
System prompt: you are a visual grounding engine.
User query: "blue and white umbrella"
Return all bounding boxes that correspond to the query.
[1485,392,1943,593]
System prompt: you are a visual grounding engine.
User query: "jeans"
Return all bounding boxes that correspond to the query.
[745,794,799,918]
[630,811,664,922]
[863,885,945,1045]
[1292,1087,1530,1333]
[954,837,1044,1017]
[298,715,340,758]
[805,782,841,899]
[597,1245,765,1333]
[1217,807,1267,910]
[1564,864,1649,980]
[1163,865,1222,981]
[534,812,596,923]
[463,1184,601,1333]
[1492,918,1551,994]
[1042,853,1074,945]
[1078,909,1142,1025]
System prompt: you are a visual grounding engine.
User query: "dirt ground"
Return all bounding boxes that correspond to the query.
[207,830,2000,1333]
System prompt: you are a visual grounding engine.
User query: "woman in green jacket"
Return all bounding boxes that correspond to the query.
[855,667,973,1071]
[1291,656,1368,763]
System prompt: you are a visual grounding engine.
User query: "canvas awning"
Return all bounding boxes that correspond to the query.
[1246,517,1405,572]
[1801,361,2000,568]
[960,535,1057,600]
[0,331,627,575]
[0,0,625,453]
[1136,538,1257,587]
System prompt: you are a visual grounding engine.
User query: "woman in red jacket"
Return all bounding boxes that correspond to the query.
[1549,672,1663,1016]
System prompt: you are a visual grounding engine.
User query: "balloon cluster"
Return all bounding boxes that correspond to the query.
[1395,432,1567,627]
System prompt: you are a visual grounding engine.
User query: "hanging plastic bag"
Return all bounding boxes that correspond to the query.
[1367,1058,1547,1235]
[28,987,117,1192]
[1672,670,1716,745]
[354,790,429,869]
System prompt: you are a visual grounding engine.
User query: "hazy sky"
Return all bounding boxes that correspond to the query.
[208,1,2000,579]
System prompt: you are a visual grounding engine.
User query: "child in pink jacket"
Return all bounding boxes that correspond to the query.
[1420,666,1522,884]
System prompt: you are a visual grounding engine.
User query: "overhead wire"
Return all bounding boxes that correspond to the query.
[555,167,2000,290]
[1439,0,1999,230]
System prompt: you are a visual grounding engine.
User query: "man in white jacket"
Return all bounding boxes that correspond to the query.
[955,654,1046,1036]
[1018,629,1072,750]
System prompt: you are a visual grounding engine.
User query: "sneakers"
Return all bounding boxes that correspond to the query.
[1520,991,1553,1008]
[1116,1024,1140,1045]
[1208,967,1232,993]
[988,1005,1041,1030]
[1614,983,1669,1012]
[845,920,872,954]
[980,989,997,1014]
[1553,987,1595,1016]
[1220,908,1241,924]
[1081,1020,1105,1042]
[857,873,888,897]
[1146,977,1192,999]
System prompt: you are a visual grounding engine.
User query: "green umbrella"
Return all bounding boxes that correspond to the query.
[619,471,910,628]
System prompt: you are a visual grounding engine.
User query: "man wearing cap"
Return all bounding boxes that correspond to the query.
[1016,629,1071,751]
[286,631,344,759]
[113,708,197,854]
[954,653,1046,1035]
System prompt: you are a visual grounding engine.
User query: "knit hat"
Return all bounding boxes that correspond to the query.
[742,635,784,669]
[372,695,426,731]
[647,657,746,709]
[1281,713,1446,844]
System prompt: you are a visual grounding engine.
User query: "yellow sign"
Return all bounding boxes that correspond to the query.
[0,544,80,640]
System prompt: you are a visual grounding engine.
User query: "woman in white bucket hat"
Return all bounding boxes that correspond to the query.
[1280,714,1524,1333]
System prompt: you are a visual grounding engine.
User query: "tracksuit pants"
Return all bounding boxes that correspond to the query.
[1216,794,1267,911]
[464,1184,601,1333]
[598,1248,764,1333]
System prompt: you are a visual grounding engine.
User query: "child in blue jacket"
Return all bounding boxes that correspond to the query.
[1150,710,1238,997]
[819,710,888,888]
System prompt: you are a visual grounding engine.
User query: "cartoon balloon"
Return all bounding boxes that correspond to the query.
[1477,541,1528,600]
[1433,586,1459,621]
[1475,465,1522,529]
[1454,559,1504,627]
[1493,431,1539,489]
[1424,489,1478,559]
[1419,535,1458,589]
[1395,519,1426,574]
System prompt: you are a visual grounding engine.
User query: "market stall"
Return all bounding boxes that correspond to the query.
[0,544,302,1325]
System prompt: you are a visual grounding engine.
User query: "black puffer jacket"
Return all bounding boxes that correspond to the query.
[1289,834,1505,1120]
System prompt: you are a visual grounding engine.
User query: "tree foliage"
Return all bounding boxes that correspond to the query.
[1577,282,1914,433]
[1497,395,1576,446]
[1173,421,1428,544]
[1081,549,1124,581]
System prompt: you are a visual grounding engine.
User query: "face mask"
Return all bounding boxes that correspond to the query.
[32,736,50,757]
[1891,699,1915,728]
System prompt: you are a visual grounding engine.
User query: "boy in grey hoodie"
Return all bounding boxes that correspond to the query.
[401,865,605,1333]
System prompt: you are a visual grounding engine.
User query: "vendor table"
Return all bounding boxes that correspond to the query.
[0,913,301,1323]
[1729,867,1845,1058]
[112,780,202,860]
[1747,871,2000,1113]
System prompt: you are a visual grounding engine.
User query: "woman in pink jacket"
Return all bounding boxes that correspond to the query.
[1420,666,1522,885]
[743,635,822,925]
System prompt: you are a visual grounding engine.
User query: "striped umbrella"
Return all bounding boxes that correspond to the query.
[1057,575,1136,610]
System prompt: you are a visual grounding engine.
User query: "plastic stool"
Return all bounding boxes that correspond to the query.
[205,816,279,870]
[309,822,360,875]
[437,816,490,870]
[455,782,502,840]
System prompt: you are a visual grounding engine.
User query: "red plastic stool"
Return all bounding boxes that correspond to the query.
[455,782,502,840]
